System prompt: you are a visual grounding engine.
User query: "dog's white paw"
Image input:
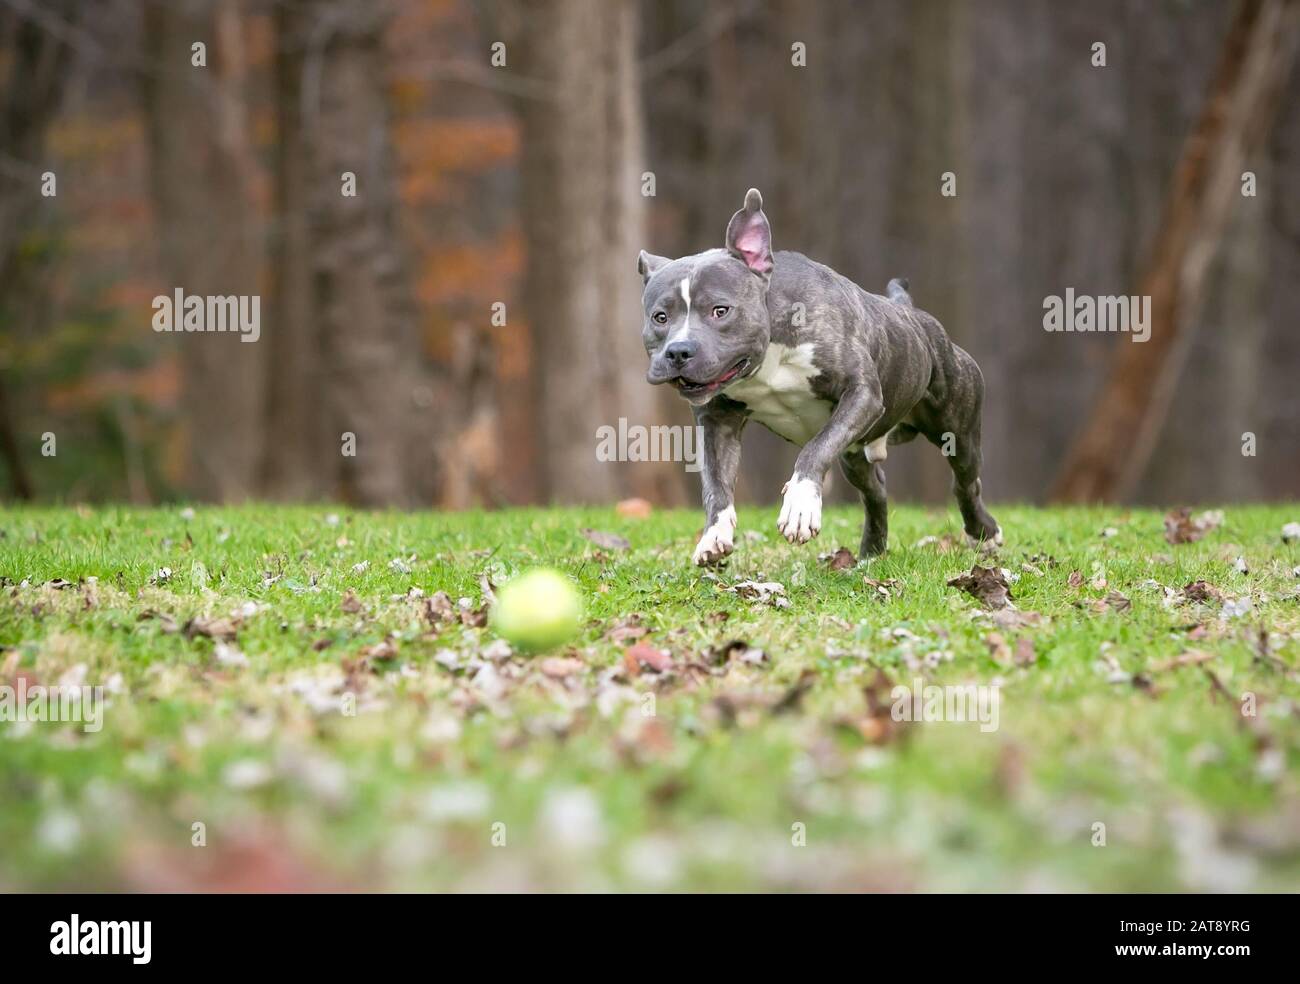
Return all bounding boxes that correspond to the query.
[965,525,1004,550]
[777,474,821,544]
[693,506,737,565]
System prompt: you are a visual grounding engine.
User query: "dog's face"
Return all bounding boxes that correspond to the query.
[638,189,774,407]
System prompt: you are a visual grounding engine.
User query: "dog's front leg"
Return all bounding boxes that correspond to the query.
[692,402,747,565]
[779,384,884,544]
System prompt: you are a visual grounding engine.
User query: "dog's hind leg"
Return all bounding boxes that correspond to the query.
[917,351,1001,547]
[839,450,889,558]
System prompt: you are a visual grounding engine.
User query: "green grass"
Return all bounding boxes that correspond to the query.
[2,502,1300,891]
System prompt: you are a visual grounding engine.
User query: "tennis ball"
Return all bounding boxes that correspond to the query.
[492,568,583,652]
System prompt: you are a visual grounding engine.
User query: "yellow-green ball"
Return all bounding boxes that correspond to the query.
[492,568,583,652]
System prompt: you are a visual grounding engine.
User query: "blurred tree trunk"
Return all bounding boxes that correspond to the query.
[1051,0,1300,503]
[261,0,331,500]
[0,2,79,499]
[505,0,685,504]
[298,0,428,507]
[142,0,266,502]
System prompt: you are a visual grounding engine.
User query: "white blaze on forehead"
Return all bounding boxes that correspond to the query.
[664,274,695,346]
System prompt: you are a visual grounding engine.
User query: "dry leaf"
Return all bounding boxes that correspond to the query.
[1164,507,1222,545]
[539,656,585,678]
[990,608,1044,630]
[862,577,900,600]
[604,614,648,643]
[946,564,1011,610]
[985,632,1012,667]
[581,528,630,551]
[1149,650,1215,673]
[624,642,673,674]
[184,615,241,642]
[425,591,455,625]
[1182,580,1226,604]
[616,498,654,519]
[825,547,857,571]
[727,579,789,608]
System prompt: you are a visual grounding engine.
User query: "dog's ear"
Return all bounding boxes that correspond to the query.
[724,188,773,277]
[637,250,670,285]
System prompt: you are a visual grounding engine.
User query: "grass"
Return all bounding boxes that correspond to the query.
[2,501,1299,892]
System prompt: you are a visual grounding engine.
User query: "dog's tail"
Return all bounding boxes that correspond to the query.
[886,277,912,306]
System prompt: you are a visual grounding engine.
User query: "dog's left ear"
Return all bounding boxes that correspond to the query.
[725,188,773,277]
[638,250,670,285]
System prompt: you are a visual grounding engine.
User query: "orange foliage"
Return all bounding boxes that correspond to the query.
[396,117,518,205]
[418,228,521,308]
[48,356,181,413]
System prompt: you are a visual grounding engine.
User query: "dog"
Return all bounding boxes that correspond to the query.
[637,188,1001,565]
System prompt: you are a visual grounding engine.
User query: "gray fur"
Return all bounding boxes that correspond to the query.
[638,188,1000,561]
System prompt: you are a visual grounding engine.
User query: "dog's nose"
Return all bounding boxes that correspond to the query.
[663,340,697,368]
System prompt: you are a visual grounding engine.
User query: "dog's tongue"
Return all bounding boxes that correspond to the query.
[714,363,743,386]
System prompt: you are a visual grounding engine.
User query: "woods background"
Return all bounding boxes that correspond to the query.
[1,0,1297,509]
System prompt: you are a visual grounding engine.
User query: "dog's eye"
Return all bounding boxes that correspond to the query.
[712,305,730,319]
[652,311,668,324]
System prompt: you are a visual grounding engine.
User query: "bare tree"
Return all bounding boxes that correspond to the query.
[261,0,330,500]
[1051,0,1300,503]
[142,0,266,501]
[502,0,686,504]
[296,0,428,507]
[0,1,82,498]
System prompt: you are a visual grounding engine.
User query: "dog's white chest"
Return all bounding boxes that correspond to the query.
[723,342,830,445]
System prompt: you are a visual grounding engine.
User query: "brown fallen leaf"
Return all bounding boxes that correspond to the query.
[946,564,1011,610]
[604,613,648,643]
[1103,590,1132,612]
[625,642,672,674]
[703,638,754,666]
[1013,637,1037,666]
[1164,507,1222,545]
[857,669,905,745]
[139,610,181,634]
[1067,570,1084,589]
[989,608,1045,630]
[340,590,363,614]
[825,547,857,571]
[985,632,1012,667]
[539,656,585,678]
[862,577,900,600]
[727,579,789,608]
[581,528,630,551]
[360,639,398,661]
[425,591,455,625]
[616,498,654,519]
[184,615,241,642]
[1150,650,1215,673]
[459,599,488,628]
[1182,580,1226,604]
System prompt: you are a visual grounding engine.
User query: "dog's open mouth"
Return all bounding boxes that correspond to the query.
[675,359,749,397]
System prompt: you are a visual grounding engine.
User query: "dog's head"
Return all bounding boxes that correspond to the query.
[638,189,773,406]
